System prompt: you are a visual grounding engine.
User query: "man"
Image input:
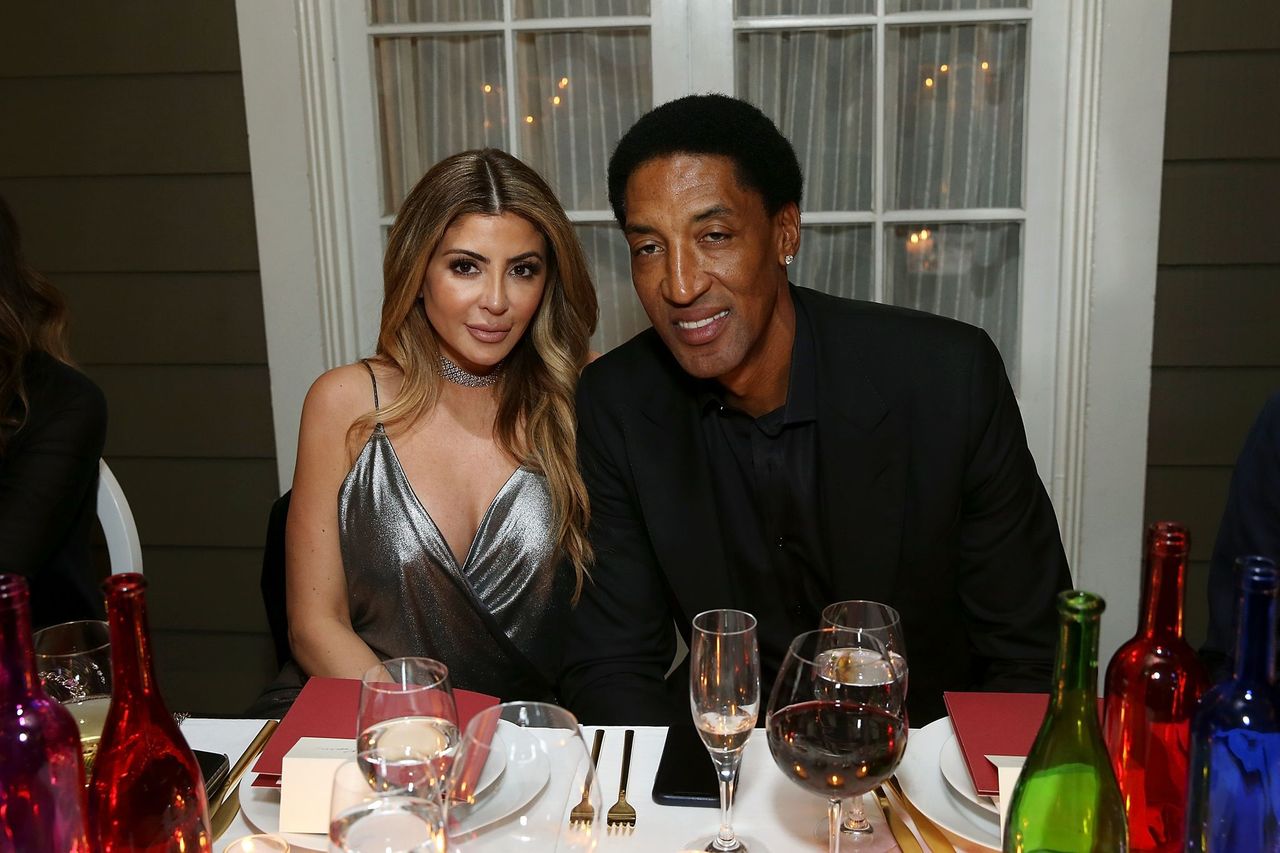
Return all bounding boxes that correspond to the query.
[561,94,1071,725]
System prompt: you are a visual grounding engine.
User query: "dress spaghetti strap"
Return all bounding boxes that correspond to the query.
[360,359,383,429]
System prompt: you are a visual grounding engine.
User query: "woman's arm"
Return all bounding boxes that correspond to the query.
[286,365,382,679]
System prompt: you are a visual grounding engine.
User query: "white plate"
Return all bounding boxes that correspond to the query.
[447,724,552,836]
[240,724,515,851]
[897,717,1001,851]
[939,731,1000,815]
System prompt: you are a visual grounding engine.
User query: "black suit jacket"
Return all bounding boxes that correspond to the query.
[560,287,1072,725]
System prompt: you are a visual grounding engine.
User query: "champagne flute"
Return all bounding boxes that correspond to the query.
[329,755,445,852]
[766,628,908,853]
[690,609,760,853]
[819,600,908,835]
[446,701,601,851]
[32,619,112,776]
[358,657,458,796]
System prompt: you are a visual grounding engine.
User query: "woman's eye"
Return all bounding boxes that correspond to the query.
[511,263,541,278]
[451,260,479,275]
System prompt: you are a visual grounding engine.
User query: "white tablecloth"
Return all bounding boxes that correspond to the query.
[183,718,900,853]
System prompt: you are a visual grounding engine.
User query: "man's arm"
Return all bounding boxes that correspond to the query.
[957,331,1072,691]
[559,367,680,724]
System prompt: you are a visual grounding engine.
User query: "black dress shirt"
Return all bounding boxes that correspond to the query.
[699,301,831,701]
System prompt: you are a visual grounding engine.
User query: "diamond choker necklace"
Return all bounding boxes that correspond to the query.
[440,355,502,388]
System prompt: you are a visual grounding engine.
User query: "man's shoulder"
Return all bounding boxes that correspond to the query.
[579,327,681,400]
[795,286,990,359]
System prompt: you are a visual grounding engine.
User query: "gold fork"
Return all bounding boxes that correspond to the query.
[606,728,637,831]
[569,729,605,829]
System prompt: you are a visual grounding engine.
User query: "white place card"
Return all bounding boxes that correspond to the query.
[279,736,356,834]
[987,754,1026,841]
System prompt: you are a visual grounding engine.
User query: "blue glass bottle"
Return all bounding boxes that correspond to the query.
[1184,556,1280,852]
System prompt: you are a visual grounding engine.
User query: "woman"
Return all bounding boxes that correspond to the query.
[286,149,597,700]
[0,195,107,629]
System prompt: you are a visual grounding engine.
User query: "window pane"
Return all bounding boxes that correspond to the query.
[516,30,652,211]
[884,222,1020,386]
[736,29,874,211]
[793,225,874,301]
[885,23,1026,210]
[516,0,649,18]
[374,36,507,215]
[887,0,1026,11]
[577,225,650,353]
[369,0,502,24]
[735,0,874,14]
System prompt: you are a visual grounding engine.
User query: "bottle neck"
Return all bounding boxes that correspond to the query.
[0,576,38,700]
[1140,545,1187,639]
[1051,605,1101,712]
[1234,583,1278,684]
[105,576,158,702]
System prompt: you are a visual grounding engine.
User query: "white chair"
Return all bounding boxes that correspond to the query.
[97,460,143,575]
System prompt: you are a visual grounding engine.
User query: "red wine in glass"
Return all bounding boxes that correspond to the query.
[767,700,906,799]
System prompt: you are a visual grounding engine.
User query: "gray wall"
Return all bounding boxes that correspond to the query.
[1147,0,1280,647]
[0,3,279,714]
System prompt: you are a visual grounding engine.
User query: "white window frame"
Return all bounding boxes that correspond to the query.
[236,0,1172,663]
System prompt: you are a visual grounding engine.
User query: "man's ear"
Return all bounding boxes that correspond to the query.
[774,202,801,265]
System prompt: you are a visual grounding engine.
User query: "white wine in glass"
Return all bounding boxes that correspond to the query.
[690,609,760,853]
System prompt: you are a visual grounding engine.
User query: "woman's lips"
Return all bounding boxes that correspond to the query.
[466,324,512,344]
[672,308,729,345]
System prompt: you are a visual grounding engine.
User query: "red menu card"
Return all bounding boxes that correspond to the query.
[251,676,499,786]
[943,692,1049,796]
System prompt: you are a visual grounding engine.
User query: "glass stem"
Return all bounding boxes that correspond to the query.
[842,794,870,832]
[829,799,843,853]
[715,760,738,849]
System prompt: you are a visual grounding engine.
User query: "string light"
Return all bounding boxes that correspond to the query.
[551,95,562,105]
[482,83,493,93]
[939,63,949,73]
[920,228,930,239]
[924,77,934,88]
[558,77,569,89]
[910,233,920,244]
[981,60,990,71]
[525,115,535,124]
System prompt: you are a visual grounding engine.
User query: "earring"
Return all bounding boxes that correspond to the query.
[784,254,795,265]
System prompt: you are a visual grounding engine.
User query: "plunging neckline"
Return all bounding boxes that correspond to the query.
[375,428,526,571]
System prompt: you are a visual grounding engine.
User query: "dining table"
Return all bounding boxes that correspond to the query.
[183,717,924,853]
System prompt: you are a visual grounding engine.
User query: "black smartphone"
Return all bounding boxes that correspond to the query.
[650,724,722,807]
[194,749,230,805]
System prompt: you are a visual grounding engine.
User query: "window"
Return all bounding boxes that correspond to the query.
[335,0,1066,471]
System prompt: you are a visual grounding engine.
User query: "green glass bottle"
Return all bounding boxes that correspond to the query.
[1004,590,1128,852]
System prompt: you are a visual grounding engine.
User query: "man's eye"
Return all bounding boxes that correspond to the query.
[632,244,659,257]
[704,231,729,243]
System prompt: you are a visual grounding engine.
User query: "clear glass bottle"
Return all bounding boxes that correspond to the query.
[87,573,211,852]
[1103,522,1208,851]
[0,573,90,852]
[1004,590,1128,852]
[1184,556,1280,852]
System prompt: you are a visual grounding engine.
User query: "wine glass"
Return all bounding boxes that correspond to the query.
[329,755,445,852]
[358,657,458,796]
[819,600,908,835]
[690,609,760,853]
[446,701,601,851]
[766,628,908,853]
[33,619,112,775]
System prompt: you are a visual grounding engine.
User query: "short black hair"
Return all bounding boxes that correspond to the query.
[607,94,803,226]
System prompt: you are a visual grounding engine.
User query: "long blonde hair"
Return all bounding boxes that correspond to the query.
[360,149,598,598]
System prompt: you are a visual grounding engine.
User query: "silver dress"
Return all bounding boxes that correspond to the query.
[337,362,572,698]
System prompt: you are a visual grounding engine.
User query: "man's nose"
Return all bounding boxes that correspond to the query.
[662,244,709,305]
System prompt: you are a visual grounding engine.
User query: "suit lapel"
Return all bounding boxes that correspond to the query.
[625,363,734,622]
[808,293,908,605]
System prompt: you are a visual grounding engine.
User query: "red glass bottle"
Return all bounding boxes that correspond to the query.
[87,573,210,852]
[0,574,90,852]
[1103,522,1209,852]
